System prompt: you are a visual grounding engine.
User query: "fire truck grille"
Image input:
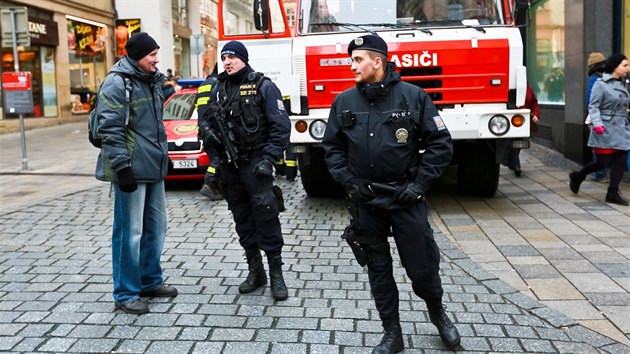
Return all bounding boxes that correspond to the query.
[399,67,443,102]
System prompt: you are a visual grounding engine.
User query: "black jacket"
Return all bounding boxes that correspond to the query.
[323,63,453,209]
[198,66,290,163]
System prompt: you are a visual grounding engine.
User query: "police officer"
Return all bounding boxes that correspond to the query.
[322,35,460,352]
[198,41,291,301]
[196,64,223,200]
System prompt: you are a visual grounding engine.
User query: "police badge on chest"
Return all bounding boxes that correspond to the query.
[395,128,408,143]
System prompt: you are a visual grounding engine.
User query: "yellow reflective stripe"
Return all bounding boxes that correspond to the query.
[282,95,290,100]
[275,159,285,165]
[207,166,216,174]
[285,160,297,167]
[198,84,213,93]
[196,97,210,106]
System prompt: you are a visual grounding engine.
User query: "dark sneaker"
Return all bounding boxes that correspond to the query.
[514,167,521,177]
[115,299,149,314]
[140,285,178,298]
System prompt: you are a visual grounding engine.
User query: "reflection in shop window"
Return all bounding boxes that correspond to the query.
[527,0,565,104]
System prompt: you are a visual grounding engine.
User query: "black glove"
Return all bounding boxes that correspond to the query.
[253,158,274,177]
[345,178,377,202]
[117,167,137,193]
[201,127,221,148]
[393,182,424,204]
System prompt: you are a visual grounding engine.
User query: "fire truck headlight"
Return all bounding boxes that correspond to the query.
[310,119,327,140]
[488,115,509,136]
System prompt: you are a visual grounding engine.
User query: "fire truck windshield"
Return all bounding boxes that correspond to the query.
[301,0,505,34]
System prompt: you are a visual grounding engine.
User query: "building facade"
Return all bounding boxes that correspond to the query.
[0,0,115,120]
[0,0,220,122]
[525,0,629,164]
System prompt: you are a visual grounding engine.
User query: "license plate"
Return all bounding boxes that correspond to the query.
[172,159,197,169]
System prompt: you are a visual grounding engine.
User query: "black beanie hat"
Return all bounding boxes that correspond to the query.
[125,32,160,61]
[220,41,249,64]
[604,53,627,74]
[347,34,388,57]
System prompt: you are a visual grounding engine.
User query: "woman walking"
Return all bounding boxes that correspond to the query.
[569,53,630,206]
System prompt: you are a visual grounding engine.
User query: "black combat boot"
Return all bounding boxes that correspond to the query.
[267,255,288,300]
[427,300,460,350]
[606,189,629,206]
[238,250,267,293]
[372,314,404,354]
[569,171,585,194]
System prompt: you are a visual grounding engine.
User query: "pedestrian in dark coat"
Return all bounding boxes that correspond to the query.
[586,52,608,181]
[322,34,460,352]
[570,53,630,205]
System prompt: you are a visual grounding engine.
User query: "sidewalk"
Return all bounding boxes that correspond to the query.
[1,122,629,353]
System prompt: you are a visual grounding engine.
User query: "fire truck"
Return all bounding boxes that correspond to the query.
[216,0,530,197]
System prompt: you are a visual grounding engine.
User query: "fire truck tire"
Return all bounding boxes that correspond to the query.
[298,147,345,198]
[456,141,499,197]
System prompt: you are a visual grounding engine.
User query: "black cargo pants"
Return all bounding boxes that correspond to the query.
[220,156,284,256]
[358,202,444,318]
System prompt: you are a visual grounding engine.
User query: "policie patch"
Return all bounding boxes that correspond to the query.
[277,99,285,110]
[433,116,447,131]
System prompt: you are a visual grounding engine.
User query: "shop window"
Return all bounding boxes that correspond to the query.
[67,17,107,113]
[526,0,565,104]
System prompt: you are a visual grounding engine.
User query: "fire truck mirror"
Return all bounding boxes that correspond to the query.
[514,0,529,27]
[253,0,269,31]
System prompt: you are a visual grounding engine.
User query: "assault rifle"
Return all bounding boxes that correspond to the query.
[211,108,240,168]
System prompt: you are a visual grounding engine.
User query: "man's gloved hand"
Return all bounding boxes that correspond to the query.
[117,167,137,193]
[253,158,274,177]
[345,178,377,202]
[393,182,424,204]
[593,125,606,135]
[201,127,221,148]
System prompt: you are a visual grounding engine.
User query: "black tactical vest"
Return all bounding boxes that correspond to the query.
[218,72,270,153]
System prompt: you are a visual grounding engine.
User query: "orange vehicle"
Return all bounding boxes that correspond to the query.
[217,0,530,197]
[162,78,210,181]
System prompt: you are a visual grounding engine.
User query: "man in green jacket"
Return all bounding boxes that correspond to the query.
[95,32,177,314]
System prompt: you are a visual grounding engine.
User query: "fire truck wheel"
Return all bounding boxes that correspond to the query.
[456,141,499,197]
[298,147,345,198]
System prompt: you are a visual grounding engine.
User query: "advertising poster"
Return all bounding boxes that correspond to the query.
[115,19,141,59]
[67,19,106,57]
[41,48,58,117]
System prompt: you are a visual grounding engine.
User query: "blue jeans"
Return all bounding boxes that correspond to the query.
[508,148,521,170]
[112,181,167,304]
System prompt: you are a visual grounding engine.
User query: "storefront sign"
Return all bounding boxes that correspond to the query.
[2,72,34,114]
[28,17,59,46]
[67,18,105,57]
[115,19,141,58]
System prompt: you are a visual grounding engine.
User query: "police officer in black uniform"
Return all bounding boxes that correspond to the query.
[196,64,223,200]
[322,35,460,353]
[198,41,291,301]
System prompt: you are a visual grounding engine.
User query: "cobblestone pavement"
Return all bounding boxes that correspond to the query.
[1,123,629,353]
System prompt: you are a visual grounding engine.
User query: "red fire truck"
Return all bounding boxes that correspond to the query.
[216,0,530,197]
